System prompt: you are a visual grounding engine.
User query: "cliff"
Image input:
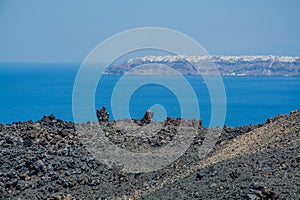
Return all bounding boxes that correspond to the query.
[105,55,300,76]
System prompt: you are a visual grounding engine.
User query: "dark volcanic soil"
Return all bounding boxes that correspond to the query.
[0,110,299,200]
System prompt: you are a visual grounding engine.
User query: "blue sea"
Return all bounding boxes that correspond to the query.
[1,63,300,127]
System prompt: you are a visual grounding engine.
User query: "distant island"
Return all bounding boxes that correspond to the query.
[104,55,300,76]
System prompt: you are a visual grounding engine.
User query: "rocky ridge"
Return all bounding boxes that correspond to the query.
[0,110,299,199]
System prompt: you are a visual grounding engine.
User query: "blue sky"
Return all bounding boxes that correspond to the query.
[0,0,299,63]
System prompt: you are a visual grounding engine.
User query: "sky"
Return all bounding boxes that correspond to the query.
[0,0,299,63]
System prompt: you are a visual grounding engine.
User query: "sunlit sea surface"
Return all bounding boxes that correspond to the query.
[1,64,299,127]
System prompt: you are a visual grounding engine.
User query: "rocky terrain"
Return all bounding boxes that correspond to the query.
[105,55,300,76]
[0,109,299,199]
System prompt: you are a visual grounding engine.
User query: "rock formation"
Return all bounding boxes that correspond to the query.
[0,110,299,199]
[96,106,109,123]
[140,110,154,124]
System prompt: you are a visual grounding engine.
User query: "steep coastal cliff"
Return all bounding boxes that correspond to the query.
[105,55,300,76]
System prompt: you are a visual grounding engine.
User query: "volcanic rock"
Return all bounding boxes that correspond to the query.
[0,110,299,199]
[96,106,109,123]
[140,109,154,124]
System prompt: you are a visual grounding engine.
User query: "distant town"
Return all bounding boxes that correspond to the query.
[105,55,300,76]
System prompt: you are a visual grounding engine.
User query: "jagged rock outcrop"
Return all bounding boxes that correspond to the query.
[0,110,299,199]
[133,109,154,125]
[96,106,109,123]
[140,110,154,124]
[164,117,184,126]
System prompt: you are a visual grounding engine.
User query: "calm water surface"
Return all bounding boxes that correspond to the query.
[1,64,299,127]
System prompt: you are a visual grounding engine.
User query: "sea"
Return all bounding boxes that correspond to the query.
[1,63,300,127]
